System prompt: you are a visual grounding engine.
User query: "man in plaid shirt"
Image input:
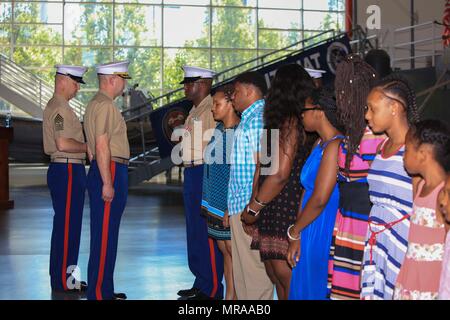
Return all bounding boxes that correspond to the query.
[228,71,274,300]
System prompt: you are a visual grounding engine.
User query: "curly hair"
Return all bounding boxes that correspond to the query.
[408,119,450,171]
[335,54,378,171]
[373,73,420,125]
[264,64,315,155]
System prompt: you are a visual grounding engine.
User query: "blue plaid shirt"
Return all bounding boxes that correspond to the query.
[227,99,265,216]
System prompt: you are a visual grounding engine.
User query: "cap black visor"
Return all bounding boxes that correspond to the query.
[57,72,85,84]
[179,76,202,84]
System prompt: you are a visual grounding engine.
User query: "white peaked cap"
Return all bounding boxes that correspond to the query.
[180,65,216,84]
[305,68,326,79]
[55,64,88,84]
[96,60,131,79]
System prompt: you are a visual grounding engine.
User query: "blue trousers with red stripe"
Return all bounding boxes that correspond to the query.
[183,165,224,299]
[48,163,86,291]
[86,160,128,300]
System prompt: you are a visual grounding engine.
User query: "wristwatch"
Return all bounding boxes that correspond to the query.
[246,206,260,217]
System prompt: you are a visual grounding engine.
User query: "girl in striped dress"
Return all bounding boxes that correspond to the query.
[327,54,385,300]
[394,120,450,300]
[361,74,420,300]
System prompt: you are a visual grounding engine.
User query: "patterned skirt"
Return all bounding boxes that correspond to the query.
[202,208,231,241]
[327,180,372,300]
[251,192,300,261]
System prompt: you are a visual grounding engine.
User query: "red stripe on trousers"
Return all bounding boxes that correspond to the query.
[62,163,73,291]
[95,161,116,300]
[208,238,218,298]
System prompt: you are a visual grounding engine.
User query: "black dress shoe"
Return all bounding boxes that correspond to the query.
[186,291,216,300]
[66,281,88,293]
[177,287,199,297]
[112,292,127,300]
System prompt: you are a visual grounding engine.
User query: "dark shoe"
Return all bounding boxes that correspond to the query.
[177,287,199,297]
[66,281,88,293]
[186,291,216,300]
[112,292,127,300]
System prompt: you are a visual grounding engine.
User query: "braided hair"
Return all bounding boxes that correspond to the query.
[214,83,235,102]
[408,119,450,171]
[335,54,378,171]
[372,73,420,125]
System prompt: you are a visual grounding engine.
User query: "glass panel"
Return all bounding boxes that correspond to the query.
[258,29,301,50]
[211,49,256,74]
[115,4,162,46]
[65,0,112,2]
[337,12,345,30]
[114,47,162,92]
[164,0,210,5]
[258,9,301,30]
[303,11,341,31]
[64,4,113,46]
[212,0,257,7]
[116,0,162,3]
[258,0,300,9]
[163,5,209,47]
[0,25,10,45]
[303,31,332,46]
[258,48,296,61]
[0,2,11,23]
[163,48,210,91]
[63,47,113,68]
[12,46,62,81]
[13,24,62,45]
[303,0,344,11]
[14,2,63,24]
[212,7,256,48]
[0,46,10,57]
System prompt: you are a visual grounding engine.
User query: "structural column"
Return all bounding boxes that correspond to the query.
[0,127,14,210]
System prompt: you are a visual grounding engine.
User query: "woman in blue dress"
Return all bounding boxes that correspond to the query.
[287,89,344,300]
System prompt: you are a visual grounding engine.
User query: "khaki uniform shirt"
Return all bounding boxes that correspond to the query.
[42,94,86,160]
[83,90,130,159]
[181,94,216,164]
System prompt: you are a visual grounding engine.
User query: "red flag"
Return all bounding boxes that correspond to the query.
[444,0,450,47]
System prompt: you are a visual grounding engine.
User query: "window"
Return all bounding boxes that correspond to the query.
[0,0,345,107]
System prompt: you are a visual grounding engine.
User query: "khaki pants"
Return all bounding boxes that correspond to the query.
[230,213,274,300]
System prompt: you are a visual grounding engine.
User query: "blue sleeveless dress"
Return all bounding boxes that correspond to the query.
[289,136,343,300]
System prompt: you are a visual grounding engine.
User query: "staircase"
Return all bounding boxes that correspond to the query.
[0,54,85,120]
[124,29,358,186]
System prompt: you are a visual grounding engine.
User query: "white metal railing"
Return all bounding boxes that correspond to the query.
[392,21,443,69]
[0,54,85,119]
[123,29,340,120]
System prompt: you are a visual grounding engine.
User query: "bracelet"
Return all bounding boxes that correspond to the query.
[254,197,269,207]
[246,206,260,217]
[287,224,301,241]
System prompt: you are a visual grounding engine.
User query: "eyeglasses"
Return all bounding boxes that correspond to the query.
[301,106,322,114]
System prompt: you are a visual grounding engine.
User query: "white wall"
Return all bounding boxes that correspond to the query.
[354,0,445,69]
